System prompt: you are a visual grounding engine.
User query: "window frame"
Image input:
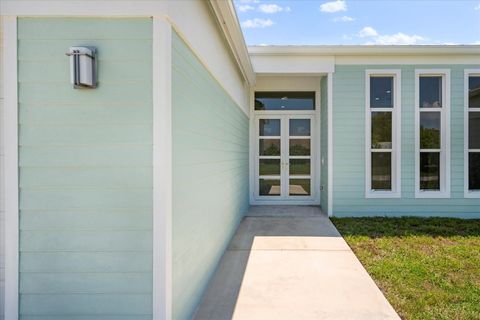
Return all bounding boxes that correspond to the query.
[415,69,451,198]
[464,69,480,198]
[365,69,402,198]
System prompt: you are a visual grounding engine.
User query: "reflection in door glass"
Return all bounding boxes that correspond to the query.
[259,119,280,136]
[259,179,281,196]
[289,119,311,136]
[289,179,311,196]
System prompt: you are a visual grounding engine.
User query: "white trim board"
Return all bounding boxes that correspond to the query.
[364,69,402,199]
[464,69,480,198]
[414,69,451,198]
[3,16,19,320]
[327,73,333,216]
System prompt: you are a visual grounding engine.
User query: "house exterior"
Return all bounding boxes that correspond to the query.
[0,0,479,319]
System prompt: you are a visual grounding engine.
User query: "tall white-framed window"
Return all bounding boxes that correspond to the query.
[415,69,450,198]
[464,69,480,198]
[365,70,401,198]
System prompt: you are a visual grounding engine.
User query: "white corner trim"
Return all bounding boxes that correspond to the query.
[365,69,402,199]
[414,69,451,198]
[464,69,480,198]
[153,17,173,320]
[3,16,19,320]
[327,73,333,216]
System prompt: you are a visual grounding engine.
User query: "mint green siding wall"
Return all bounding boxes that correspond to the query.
[172,32,249,320]
[320,76,328,213]
[18,18,153,318]
[332,65,480,217]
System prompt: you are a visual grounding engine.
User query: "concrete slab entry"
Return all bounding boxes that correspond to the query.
[194,206,400,320]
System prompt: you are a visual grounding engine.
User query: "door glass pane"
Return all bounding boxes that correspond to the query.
[469,152,480,190]
[289,139,310,156]
[420,76,442,108]
[259,139,280,156]
[289,159,310,175]
[289,179,311,196]
[469,112,480,149]
[255,92,315,110]
[420,152,440,190]
[259,119,280,136]
[469,76,480,108]
[371,112,392,149]
[289,119,311,136]
[371,152,392,190]
[259,179,280,196]
[370,77,393,108]
[420,112,441,149]
[259,159,281,175]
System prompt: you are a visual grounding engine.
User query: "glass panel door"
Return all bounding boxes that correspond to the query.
[257,118,282,197]
[288,117,312,197]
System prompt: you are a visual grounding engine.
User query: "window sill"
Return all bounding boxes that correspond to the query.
[464,190,480,199]
[366,191,401,199]
[415,190,450,199]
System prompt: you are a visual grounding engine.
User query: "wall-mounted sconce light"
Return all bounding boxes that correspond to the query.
[66,46,97,88]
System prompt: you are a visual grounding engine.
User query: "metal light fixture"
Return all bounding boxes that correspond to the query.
[66,46,97,88]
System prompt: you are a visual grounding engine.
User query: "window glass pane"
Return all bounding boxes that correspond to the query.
[259,139,280,156]
[469,76,480,108]
[469,112,480,149]
[420,152,440,190]
[259,159,280,175]
[289,119,311,136]
[371,112,392,149]
[420,112,441,149]
[371,152,392,190]
[259,119,280,136]
[289,159,310,175]
[289,179,311,196]
[255,92,315,110]
[469,152,480,190]
[370,77,393,108]
[420,76,442,108]
[259,179,280,196]
[289,139,310,156]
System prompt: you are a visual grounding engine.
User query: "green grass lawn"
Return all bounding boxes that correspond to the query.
[331,217,480,320]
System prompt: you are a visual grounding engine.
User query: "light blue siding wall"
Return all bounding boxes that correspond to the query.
[320,76,328,212]
[18,18,153,319]
[332,64,480,218]
[172,32,249,319]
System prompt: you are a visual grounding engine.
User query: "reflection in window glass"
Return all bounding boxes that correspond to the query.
[259,179,280,196]
[289,179,311,196]
[469,112,480,149]
[371,112,392,149]
[420,112,441,149]
[259,119,280,136]
[370,77,393,108]
[259,159,280,175]
[420,77,442,108]
[289,159,310,175]
[289,139,310,156]
[420,152,440,190]
[259,139,280,156]
[469,76,480,108]
[371,152,392,190]
[255,92,315,111]
[469,153,480,190]
[289,119,311,136]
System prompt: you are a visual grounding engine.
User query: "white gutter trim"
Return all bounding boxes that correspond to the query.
[209,0,255,85]
[249,45,480,56]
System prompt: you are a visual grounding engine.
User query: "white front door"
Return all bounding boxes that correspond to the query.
[254,114,317,202]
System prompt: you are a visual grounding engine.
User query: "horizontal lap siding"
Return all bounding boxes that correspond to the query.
[17,18,153,318]
[172,32,249,320]
[333,65,480,217]
[0,15,5,320]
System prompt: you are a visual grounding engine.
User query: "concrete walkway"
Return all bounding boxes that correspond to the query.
[194,206,400,320]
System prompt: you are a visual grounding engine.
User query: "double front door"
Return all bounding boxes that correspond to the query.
[254,115,316,201]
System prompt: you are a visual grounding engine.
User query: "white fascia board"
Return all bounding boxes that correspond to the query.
[251,55,335,74]
[209,0,255,85]
[249,45,480,56]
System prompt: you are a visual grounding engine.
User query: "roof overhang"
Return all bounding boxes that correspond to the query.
[209,0,256,85]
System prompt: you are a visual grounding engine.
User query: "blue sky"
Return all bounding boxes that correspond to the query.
[234,0,480,45]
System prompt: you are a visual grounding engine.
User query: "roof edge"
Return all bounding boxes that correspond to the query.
[209,0,255,85]
[249,45,480,56]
